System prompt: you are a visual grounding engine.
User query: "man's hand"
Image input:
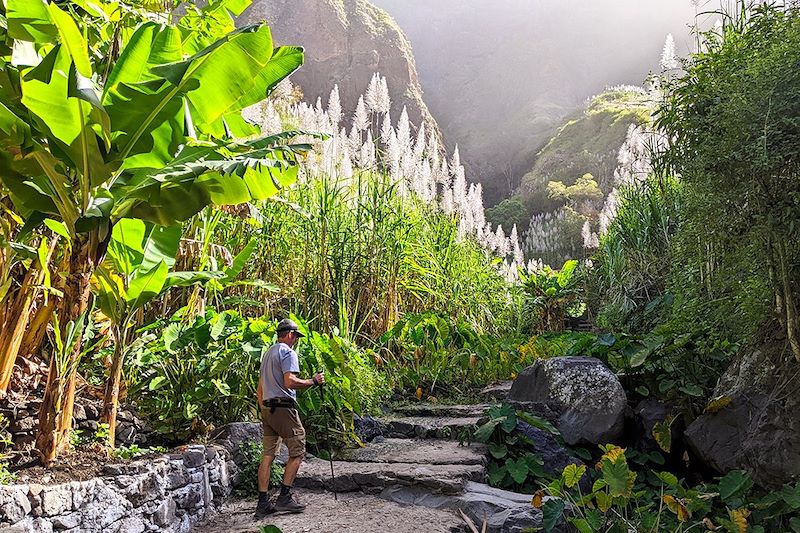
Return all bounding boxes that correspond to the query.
[312,372,325,386]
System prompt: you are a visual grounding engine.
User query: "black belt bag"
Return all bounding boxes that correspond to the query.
[263,398,297,413]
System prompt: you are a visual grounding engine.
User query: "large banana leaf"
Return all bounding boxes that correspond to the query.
[109,138,312,225]
[106,218,181,278]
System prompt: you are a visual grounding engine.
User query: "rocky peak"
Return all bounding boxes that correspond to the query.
[239,0,439,134]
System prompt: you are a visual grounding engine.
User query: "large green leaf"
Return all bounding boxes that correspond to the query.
[149,24,300,136]
[103,23,184,169]
[542,498,565,532]
[47,3,92,77]
[718,470,753,502]
[111,141,307,225]
[6,0,56,43]
[223,237,257,281]
[108,218,146,276]
[107,218,181,278]
[20,45,110,193]
[139,223,181,273]
[126,260,168,310]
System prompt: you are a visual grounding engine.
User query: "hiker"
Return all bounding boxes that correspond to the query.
[255,318,325,518]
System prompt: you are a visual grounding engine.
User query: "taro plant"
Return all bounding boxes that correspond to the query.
[0,0,309,462]
[521,259,584,333]
[539,447,800,533]
[472,403,562,493]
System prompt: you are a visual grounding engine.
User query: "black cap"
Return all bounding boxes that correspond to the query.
[276,318,304,337]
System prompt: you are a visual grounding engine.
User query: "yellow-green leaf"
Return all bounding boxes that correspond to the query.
[563,463,586,489]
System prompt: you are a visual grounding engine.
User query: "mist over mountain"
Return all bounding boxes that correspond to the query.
[370,0,698,204]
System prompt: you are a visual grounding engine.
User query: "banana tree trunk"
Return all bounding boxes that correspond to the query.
[35,239,93,465]
[100,324,128,448]
[778,241,800,362]
[0,236,59,395]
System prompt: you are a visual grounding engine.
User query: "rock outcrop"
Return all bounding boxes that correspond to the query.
[239,0,438,132]
[508,356,627,445]
[685,344,800,488]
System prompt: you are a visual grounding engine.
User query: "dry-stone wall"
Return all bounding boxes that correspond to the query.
[0,444,233,533]
[0,398,150,449]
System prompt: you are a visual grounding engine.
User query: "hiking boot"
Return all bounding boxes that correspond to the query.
[274,491,306,513]
[254,498,275,519]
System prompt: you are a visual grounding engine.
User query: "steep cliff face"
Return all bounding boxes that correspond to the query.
[239,0,437,133]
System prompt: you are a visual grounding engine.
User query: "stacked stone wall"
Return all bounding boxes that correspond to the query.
[0,444,233,533]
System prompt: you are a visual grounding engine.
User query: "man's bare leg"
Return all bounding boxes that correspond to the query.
[258,454,275,492]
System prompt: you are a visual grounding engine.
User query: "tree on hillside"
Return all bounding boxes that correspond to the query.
[654,2,800,361]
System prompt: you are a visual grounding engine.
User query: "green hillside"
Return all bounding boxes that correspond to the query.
[487,87,652,233]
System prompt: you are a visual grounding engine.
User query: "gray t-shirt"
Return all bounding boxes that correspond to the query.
[260,342,300,401]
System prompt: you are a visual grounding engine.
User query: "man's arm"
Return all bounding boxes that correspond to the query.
[283,372,323,390]
[257,379,263,404]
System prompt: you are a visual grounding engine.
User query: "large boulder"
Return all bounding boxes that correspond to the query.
[685,345,800,488]
[508,357,627,445]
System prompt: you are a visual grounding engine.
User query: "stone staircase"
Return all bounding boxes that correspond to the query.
[289,391,547,532]
[202,383,551,532]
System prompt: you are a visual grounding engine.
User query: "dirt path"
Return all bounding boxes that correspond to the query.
[200,490,464,533]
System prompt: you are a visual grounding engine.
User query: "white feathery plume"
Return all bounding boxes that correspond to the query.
[660,33,679,71]
[380,112,393,142]
[360,130,376,170]
[396,106,411,152]
[327,85,342,128]
[365,73,381,113]
[353,95,369,132]
[377,76,391,114]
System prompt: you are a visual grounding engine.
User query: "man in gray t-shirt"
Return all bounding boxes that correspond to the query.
[255,319,324,519]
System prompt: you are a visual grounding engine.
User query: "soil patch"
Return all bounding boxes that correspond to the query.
[199,490,464,533]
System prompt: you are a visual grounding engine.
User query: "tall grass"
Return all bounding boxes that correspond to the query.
[210,169,514,342]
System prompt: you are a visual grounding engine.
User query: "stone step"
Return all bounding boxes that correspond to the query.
[295,457,485,495]
[378,415,481,439]
[391,403,489,418]
[335,438,487,466]
[479,381,513,401]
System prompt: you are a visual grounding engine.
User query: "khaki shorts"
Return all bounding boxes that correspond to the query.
[261,406,306,458]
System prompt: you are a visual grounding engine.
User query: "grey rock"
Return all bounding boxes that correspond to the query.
[685,346,800,488]
[39,487,71,517]
[115,425,136,445]
[514,421,587,489]
[391,404,489,418]
[0,517,53,533]
[296,457,484,494]
[166,467,190,491]
[72,404,86,422]
[509,356,627,445]
[114,517,145,533]
[0,485,31,524]
[634,399,683,454]
[380,415,480,440]
[50,512,80,529]
[353,414,385,443]
[209,423,262,467]
[480,382,513,401]
[84,404,99,420]
[686,344,800,488]
[173,485,202,510]
[182,446,206,468]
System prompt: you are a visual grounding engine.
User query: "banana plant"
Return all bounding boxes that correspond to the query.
[93,218,255,446]
[0,0,309,463]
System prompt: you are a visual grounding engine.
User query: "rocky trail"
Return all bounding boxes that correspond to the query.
[198,384,548,533]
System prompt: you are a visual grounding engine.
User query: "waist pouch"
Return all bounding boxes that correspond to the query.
[263,398,297,413]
